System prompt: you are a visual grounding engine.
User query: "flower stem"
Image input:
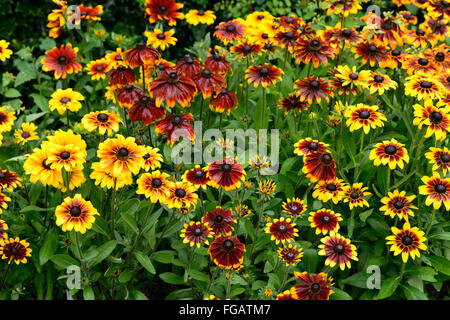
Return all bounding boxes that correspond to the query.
[248,197,265,263]
[149,209,176,257]
[260,87,266,130]
[278,265,289,293]
[206,267,219,295]
[0,262,12,291]
[110,178,117,235]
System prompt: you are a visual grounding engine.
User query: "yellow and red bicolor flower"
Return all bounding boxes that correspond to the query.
[180,221,213,248]
[55,194,99,234]
[207,157,246,191]
[380,190,418,221]
[265,217,298,244]
[0,237,32,265]
[369,138,409,170]
[41,44,82,79]
[290,272,334,300]
[318,232,358,270]
[202,207,235,236]
[208,235,245,270]
[419,172,450,211]
[386,221,427,263]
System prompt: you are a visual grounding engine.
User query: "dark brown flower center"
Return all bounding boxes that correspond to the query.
[96,65,104,72]
[262,33,269,39]
[368,44,378,53]
[284,31,294,40]
[197,10,205,16]
[420,81,432,89]
[290,204,299,212]
[350,192,359,199]
[242,44,252,53]
[342,29,352,37]
[310,283,321,293]
[326,184,337,191]
[214,214,224,223]
[70,205,82,217]
[58,56,67,64]
[334,243,345,254]
[286,252,295,260]
[434,183,447,194]
[42,159,51,170]
[436,52,445,62]
[416,29,426,36]
[193,228,202,236]
[157,33,166,40]
[308,142,318,150]
[309,39,322,51]
[384,145,397,155]
[97,113,109,122]
[374,75,384,83]
[117,65,126,72]
[201,68,212,78]
[222,163,232,172]
[321,215,331,224]
[382,19,394,30]
[175,188,186,198]
[194,170,204,178]
[140,96,150,105]
[226,24,236,33]
[429,111,443,124]
[0,172,6,179]
[60,97,71,104]
[257,15,265,20]
[184,55,194,64]
[358,110,371,119]
[349,73,359,80]
[158,5,168,14]
[143,153,150,160]
[222,239,235,251]
[21,131,31,138]
[392,49,401,56]
[440,153,450,163]
[167,71,179,83]
[286,17,294,24]
[401,235,413,246]
[136,42,146,50]
[171,115,182,125]
[151,178,162,188]
[277,224,287,233]
[259,67,270,76]
[125,84,134,92]
[393,200,404,209]
[60,151,71,160]
[221,87,228,94]
[309,80,320,90]
[320,153,333,165]
[418,58,429,66]
[117,147,129,158]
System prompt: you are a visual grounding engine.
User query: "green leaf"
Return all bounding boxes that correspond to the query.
[159,272,185,285]
[428,232,450,241]
[135,251,156,274]
[83,287,95,300]
[50,254,79,269]
[152,251,174,264]
[120,212,138,233]
[330,287,353,300]
[4,88,21,98]
[342,272,370,289]
[30,93,49,112]
[88,240,117,267]
[39,229,59,265]
[427,255,450,276]
[188,270,210,282]
[118,269,134,283]
[280,157,298,174]
[401,284,429,300]
[377,276,401,299]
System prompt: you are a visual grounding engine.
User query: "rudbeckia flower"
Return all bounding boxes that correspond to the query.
[145,0,184,26]
[386,221,427,263]
[145,29,177,51]
[361,14,404,49]
[265,217,298,244]
[183,165,210,189]
[204,49,232,75]
[41,44,82,79]
[97,134,146,177]
[176,54,202,78]
[326,0,361,17]
[207,157,246,191]
[124,42,160,69]
[116,84,144,109]
[90,162,133,190]
[0,170,21,192]
[302,151,336,183]
[14,123,39,145]
[403,54,441,76]
[185,9,216,25]
[351,41,389,67]
[202,207,235,236]
[230,41,262,62]
[86,58,111,80]
[180,221,213,248]
[369,139,409,170]
[128,96,166,126]
[293,138,329,156]
[281,198,306,218]
[24,148,63,188]
[405,73,445,102]
[136,171,173,203]
[81,110,122,136]
[108,65,136,86]
[0,40,13,62]
[245,63,283,88]
[344,104,387,134]
[259,180,276,195]
[150,69,197,108]
[193,68,226,99]
[294,76,332,104]
[105,48,127,68]
[155,113,195,146]
[49,88,84,115]
[214,20,246,44]
[278,244,303,266]
[380,190,417,220]
[293,36,335,68]
[209,87,238,115]
[290,272,334,300]
[142,146,163,171]
[342,183,371,209]
[425,146,450,175]
[208,235,245,270]
[55,194,99,234]
[309,209,342,235]
[0,237,32,265]
[318,232,358,270]
[166,181,198,209]
[413,99,450,141]
[274,30,298,52]
[0,220,7,240]
[278,92,309,115]
[312,178,347,204]
[419,172,450,211]
[78,4,103,21]
[0,191,11,215]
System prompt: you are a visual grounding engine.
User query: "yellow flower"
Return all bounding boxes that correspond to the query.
[14,122,39,145]
[386,221,427,263]
[49,88,85,114]
[55,194,99,234]
[145,29,177,51]
[0,40,13,62]
[185,9,216,25]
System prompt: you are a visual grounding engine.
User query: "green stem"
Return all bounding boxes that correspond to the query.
[206,267,219,295]
[75,231,89,282]
[150,209,176,257]
[0,263,12,291]
[248,197,265,262]
[147,125,154,147]
[425,210,436,236]
[278,265,289,293]
[126,203,155,262]
[260,87,266,130]
[110,178,117,235]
